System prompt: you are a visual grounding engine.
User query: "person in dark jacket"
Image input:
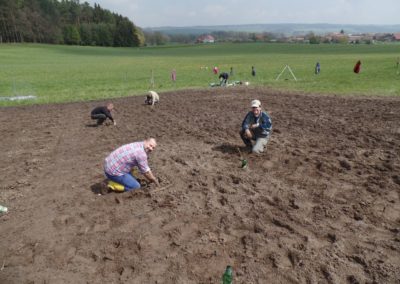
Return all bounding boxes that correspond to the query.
[251,66,256,76]
[315,62,321,74]
[91,103,116,126]
[240,99,272,154]
[219,72,229,86]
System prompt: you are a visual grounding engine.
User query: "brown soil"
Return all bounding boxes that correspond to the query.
[0,87,399,283]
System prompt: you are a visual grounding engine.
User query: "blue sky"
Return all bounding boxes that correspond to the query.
[84,0,400,28]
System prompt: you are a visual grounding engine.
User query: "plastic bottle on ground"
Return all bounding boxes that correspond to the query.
[0,205,8,213]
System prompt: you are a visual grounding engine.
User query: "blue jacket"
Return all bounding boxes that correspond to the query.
[242,111,272,138]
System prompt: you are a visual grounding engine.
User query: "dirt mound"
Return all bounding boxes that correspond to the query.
[0,88,399,283]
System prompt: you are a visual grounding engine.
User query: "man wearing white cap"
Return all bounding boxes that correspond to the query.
[240,99,272,154]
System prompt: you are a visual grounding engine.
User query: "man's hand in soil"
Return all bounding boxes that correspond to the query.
[143,170,159,187]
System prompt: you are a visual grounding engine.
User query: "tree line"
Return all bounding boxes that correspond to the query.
[142,30,287,45]
[0,0,144,47]
[142,30,376,45]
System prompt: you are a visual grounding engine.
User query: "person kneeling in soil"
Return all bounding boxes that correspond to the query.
[91,103,116,126]
[104,138,159,191]
[145,91,159,106]
[240,99,272,154]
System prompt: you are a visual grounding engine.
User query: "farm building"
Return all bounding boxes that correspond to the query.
[196,35,215,43]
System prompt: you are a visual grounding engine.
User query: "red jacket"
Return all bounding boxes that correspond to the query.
[353,61,361,74]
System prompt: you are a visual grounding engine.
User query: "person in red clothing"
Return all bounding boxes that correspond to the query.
[353,60,361,74]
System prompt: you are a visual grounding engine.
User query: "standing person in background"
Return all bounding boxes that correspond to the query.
[230,67,234,76]
[213,66,219,75]
[315,62,321,74]
[251,66,256,76]
[396,57,399,74]
[91,103,116,126]
[353,60,361,74]
[240,99,272,154]
[171,69,176,82]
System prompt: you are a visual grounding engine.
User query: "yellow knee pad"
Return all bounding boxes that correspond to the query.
[107,180,125,192]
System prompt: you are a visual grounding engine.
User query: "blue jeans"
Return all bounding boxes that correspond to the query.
[105,172,141,191]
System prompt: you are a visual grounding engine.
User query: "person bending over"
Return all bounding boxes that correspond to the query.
[91,103,116,126]
[219,72,229,86]
[104,138,159,191]
[145,91,160,106]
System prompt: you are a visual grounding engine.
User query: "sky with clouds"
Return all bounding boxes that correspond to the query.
[83,0,400,28]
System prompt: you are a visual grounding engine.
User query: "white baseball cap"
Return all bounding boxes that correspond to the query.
[251,99,261,108]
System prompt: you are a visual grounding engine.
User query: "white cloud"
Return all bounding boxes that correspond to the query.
[202,5,231,21]
[83,0,400,27]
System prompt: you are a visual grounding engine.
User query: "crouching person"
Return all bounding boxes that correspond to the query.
[91,103,116,126]
[145,91,160,106]
[104,138,159,192]
[240,99,272,154]
[219,72,229,86]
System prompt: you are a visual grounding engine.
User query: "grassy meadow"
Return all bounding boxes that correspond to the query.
[0,43,399,106]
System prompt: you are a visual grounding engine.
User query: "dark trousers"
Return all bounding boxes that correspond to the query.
[240,129,253,147]
[91,114,107,125]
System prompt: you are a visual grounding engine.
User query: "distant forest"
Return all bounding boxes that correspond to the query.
[0,0,144,47]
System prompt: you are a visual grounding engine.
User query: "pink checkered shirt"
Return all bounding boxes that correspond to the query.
[104,142,150,176]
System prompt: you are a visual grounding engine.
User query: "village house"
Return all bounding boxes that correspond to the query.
[348,33,374,44]
[393,33,400,41]
[374,33,393,42]
[196,35,215,43]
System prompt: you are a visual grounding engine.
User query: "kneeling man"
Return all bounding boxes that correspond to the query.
[240,99,272,154]
[104,138,159,191]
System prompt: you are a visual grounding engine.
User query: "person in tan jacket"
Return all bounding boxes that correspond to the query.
[145,91,159,106]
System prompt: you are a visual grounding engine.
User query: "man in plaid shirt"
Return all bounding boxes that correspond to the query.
[104,138,159,191]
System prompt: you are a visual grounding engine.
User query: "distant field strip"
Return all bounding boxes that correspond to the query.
[0,43,399,105]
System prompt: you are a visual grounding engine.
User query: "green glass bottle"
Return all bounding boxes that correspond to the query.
[222,265,233,284]
[241,159,248,169]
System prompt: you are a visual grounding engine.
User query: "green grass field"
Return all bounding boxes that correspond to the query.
[0,43,399,106]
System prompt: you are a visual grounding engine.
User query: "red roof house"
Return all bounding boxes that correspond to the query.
[196,35,215,43]
[393,33,400,41]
